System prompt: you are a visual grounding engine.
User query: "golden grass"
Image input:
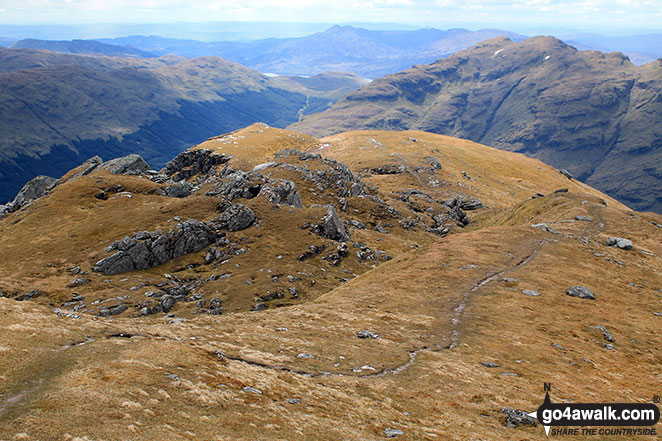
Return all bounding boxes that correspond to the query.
[0,126,660,440]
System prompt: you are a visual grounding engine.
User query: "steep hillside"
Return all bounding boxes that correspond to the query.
[101,26,527,77]
[290,36,662,213]
[0,48,365,204]
[0,125,660,440]
[10,38,155,58]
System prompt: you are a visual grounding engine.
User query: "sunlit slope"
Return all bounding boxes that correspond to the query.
[0,125,660,440]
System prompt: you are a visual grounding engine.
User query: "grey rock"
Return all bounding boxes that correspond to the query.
[253,161,279,171]
[552,343,567,351]
[242,386,262,394]
[606,237,634,250]
[163,182,194,198]
[14,290,44,301]
[253,303,267,311]
[99,154,150,175]
[603,343,615,350]
[423,155,442,170]
[559,169,573,179]
[163,149,231,181]
[371,164,405,175]
[170,219,214,258]
[286,398,301,404]
[9,175,58,212]
[69,156,103,179]
[297,353,315,359]
[68,278,91,287]
[95,218,218,275]
[357,330,380,339]
[554,188,569,193]
[566,286,595,300]
[94,252,135,276]
[99,304,127,317]
[213,204,256,232]
[575,215,593,221]
[655,312,662,317]
[502,408,536,428]
[315,205,351,242]
[531,223,560,234]
[481,362,500,368]
[594,325,614,342]
[384,428,404,438]
[522,289,540,297]
[160,295,175,313]
[258,179,303,208]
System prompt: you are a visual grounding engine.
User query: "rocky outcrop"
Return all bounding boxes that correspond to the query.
[94,205,256,275]
[212,204,256,232]
[258,179,303,208]
[162,182,194,198]
[206,170,265,202]
[163,149,232,182]
[12,175,58,209]
[98,154,151,175]
[313,205,351,242]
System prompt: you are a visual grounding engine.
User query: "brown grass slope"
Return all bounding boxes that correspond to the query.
[0,125,660,440]
[290,36,662,214]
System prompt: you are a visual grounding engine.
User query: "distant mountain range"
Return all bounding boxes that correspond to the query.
[0,47,366,204]
[291,36,662,213]
[563,33,662,65]
[10,38,154,58]
[98,26,528,77]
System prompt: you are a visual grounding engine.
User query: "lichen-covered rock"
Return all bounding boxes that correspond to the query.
[98,154,150,175]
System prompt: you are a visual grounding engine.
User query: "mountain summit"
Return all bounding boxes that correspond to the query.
[290,36,662,213]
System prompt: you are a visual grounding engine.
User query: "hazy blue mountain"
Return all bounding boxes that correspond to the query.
[100,25,528,77]
[10,38,155,58]
[562,32,662,64]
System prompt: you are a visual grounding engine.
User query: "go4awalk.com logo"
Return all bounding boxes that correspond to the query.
[525,384,660,437]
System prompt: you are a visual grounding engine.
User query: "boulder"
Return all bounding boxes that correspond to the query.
[163,149,231,181]
[606,237,633,250]
[566,285,595,300]
[357,330,380,339]
[502,408,536,428]
[213,204,256,232]
[9,175,58,211]
[163,182,194,198]
[98,154,150,175]
[595,325,614,342]
[94,219,218,275]
[559,169,573,179]
[258,179,303,208]
[68,156,103,180]
[315,205,351,241]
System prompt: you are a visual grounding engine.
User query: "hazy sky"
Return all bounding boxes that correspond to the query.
[0,0,660,33]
